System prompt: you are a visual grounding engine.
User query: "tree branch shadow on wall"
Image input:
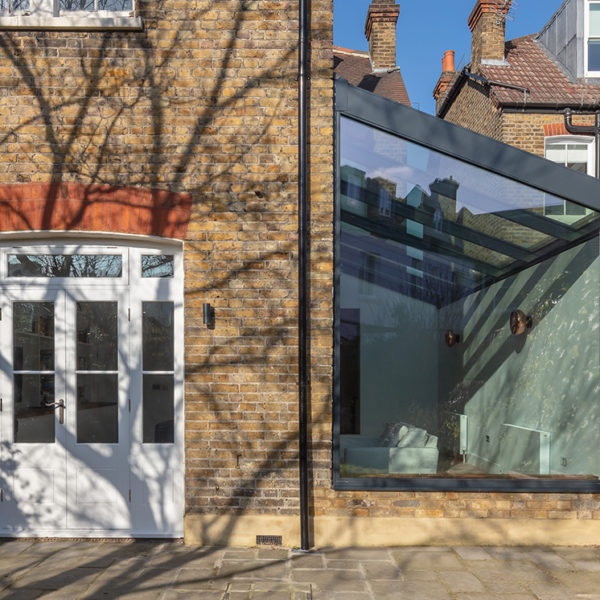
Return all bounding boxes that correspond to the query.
[0,0,330,558]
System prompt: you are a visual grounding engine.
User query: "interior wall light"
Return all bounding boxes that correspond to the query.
[445,330,461,347]
[509,309,532,336]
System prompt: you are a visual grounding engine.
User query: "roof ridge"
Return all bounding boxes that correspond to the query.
[332,45,369,57]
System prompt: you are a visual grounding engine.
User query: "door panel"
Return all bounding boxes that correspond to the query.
[0,243,184,537]
[0,292,67,532]
[129,298,184,536]
[65,293,131,530]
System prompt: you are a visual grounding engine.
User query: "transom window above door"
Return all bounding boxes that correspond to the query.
[0,243,180,287]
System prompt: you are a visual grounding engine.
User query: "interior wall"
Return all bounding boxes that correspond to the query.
[439,237,600,475]
[340,272,439,436]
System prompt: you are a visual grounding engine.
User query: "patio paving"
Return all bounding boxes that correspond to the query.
[0,540,597,599]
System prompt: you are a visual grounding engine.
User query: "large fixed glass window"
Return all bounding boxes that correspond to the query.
[336,116,600,489]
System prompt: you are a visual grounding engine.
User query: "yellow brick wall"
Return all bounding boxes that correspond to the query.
[2,0,597,541]
[0,0,335,519]
[503,112,595,156]
[442,79,503,141]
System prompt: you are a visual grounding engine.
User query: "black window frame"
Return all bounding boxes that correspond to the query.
[332,76,600,493]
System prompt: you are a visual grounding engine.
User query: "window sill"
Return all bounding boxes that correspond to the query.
[0,15,142,30]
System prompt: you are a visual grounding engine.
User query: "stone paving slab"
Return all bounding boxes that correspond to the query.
[0,541,597,599]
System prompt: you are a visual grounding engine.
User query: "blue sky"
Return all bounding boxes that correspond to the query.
[333,0,565,114]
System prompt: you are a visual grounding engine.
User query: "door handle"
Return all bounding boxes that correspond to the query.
[45,399,65,425]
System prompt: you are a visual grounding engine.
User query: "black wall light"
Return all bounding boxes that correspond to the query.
[203,302,215,329]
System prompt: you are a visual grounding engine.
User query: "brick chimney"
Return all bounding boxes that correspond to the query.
[365,0,400,71]
[468,0,511,68]
[433,50,458,114]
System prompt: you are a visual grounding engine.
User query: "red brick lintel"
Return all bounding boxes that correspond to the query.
[0,182,192,240]
[544,123,572,138]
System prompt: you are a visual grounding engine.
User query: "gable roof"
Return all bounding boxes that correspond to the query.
[439,34,600,116]
[333,46,410,106]
[483,35,600,108]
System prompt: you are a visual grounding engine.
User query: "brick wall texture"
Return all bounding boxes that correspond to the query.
[442,79,503,141]
[469,11,507,66]
[0,0,334,521]
[0,0,596,535]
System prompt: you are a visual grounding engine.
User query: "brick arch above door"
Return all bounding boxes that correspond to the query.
[0,182,192,240]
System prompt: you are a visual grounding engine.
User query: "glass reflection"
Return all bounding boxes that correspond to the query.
[142,255,174,278]
[77,374,118,443]
[14,374,55,443]
[143,302,174,371]
[143,375,174,443]
[60,0,132,9]
[338,117,600,481]
[1,0,29,10]
[8,254,122,278]
[14,302,54,371]
[77,302,118,371]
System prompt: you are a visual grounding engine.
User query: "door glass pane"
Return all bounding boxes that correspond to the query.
[143,302,174,371]
[1,0,30,11]
[14,375,55,443]
[60,0,133,9]
[8,255,122,278]
[143,375,174,443]
[77,302,118,371]
[14,302,54,371]
[141,255,174,278]
[77,374,118,443]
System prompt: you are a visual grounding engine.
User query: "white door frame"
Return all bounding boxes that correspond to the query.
[0,238,184,537]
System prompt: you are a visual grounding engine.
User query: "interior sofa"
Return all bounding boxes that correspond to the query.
[340,422,439,474]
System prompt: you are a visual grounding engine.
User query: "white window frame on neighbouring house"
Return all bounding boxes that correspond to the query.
[585,0,600,76]
[0,0,141,30]
[544,135,595,218]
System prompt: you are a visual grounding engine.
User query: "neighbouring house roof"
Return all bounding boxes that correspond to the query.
[333,46,410,106]
[484,35,600,107]
[439,34,600,116]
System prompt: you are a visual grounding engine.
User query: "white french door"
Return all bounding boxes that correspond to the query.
[0,242,184,537]
[0,287,131,533]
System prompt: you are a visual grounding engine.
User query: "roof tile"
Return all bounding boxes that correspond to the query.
[333,46,410,106]
[481,35,600,107]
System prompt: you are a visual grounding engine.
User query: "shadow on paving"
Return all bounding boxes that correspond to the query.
[0,540,599,600]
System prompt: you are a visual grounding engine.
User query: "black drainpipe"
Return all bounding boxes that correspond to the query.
[298,0,310,551]
[564,108,600,178]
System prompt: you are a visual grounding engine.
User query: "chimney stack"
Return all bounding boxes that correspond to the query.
[365,0,400,71]
[468,0,511,68]
[433,50,458,114]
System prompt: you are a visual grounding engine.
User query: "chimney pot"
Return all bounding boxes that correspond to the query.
[442,50,455,73]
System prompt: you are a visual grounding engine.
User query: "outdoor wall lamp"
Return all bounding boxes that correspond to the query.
[509,309,532,336]
[203,302,215,329]
[445,330,461,347]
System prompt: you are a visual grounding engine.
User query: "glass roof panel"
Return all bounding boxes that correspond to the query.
[340,117,600,306]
